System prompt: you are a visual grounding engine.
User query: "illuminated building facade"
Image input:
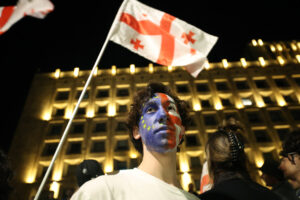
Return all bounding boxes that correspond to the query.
[9,40,300,199]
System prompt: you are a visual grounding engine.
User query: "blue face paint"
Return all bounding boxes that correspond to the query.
[138,93,183,153]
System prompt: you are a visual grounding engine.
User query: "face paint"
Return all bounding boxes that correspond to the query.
[138,93,183,153]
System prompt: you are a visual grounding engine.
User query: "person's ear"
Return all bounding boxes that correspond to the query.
[133,126,141,139]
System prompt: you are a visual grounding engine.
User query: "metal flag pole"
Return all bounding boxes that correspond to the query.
[34,0,129,199]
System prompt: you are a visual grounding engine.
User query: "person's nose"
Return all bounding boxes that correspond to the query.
[157,106,168,124]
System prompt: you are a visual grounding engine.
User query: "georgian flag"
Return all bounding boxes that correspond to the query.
[200,161,212,193]
[0,0,54,35]
[110,0,218,77]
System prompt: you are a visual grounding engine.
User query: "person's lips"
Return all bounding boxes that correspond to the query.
[154,125,175,134]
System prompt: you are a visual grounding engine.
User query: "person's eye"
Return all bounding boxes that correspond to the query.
[168,104,176,111]
[146,107,156,113]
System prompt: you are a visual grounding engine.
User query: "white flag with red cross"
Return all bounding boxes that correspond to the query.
[0,0,54,35]
[199,161,212,193]
[110,0,218,77]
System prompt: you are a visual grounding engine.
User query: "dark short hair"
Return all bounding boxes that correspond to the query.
[127,82,190,155]
[282,129,300,155]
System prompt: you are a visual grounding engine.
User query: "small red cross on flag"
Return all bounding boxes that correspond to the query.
[110,0,218,77]
[130,38,144,50]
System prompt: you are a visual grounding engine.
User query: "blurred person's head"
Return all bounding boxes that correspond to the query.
[127,82,190,155]
[76,160,104,187]
[259,159,284,187]
[205,117,250,185]
[279,129,300,189]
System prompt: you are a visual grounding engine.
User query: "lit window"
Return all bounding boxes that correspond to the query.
[241,98,253,106]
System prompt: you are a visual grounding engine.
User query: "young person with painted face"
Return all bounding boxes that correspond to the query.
[198,117,281,200]
[71,82,199,200]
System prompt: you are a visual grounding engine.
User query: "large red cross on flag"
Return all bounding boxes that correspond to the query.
[0,0,54,35]
[110,0,218,77]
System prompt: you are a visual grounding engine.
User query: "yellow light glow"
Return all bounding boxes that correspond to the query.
[258,39,264,46]
[193,103,201,111]
[276,44,283,51]
[257,100,265,108]
[86,110,94,118]
[42,112,51,121]
[240,58,247,68]
[256,157,264,168]
[181,172,192,191]
[50,181,60,199]
[222,59,228,68]
[168,65,173,72]
[236,103,244,109]
[270,45,276,52]
[54,69,60,79]
[93,67,98,76]
[278,99,286,107]
[204,60,210,69]
[111,65,117,76]
[105,164,113,173]
[180,161,189,173]
[291,43,297,51]
[277,56,285,66]
[130,152,138,159]
[297,42,300,49]
[74,67,79,78]
[149,63,154,73]
[258,57,266,67]
[215,102,223,110]
[252,39,257,46]
[65,109,73,119]
[108,104,116,117]
[130,64,135,74]
[296,55,300,63]
[25,173,35,184]
[52,171,62,182]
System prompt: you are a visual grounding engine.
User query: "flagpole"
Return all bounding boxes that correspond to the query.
[33,0,129,199]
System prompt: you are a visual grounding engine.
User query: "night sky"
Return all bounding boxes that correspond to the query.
[0,0,299,153]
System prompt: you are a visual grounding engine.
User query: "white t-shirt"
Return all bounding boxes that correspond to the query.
[71,168,199,200]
